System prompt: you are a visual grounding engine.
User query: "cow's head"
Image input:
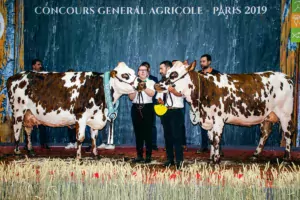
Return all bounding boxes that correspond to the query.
[110,62,137,101]
[154,61,196,98]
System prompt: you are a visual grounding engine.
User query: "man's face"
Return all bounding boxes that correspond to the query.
[159,64,169,76]
[200,57,211,70]
[32,61,42,71]
[138,66,149,79]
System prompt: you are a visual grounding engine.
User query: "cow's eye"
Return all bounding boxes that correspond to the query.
[170,72,178,79]
[121,73,129,80]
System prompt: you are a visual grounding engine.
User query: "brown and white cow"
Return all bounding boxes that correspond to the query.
[155,61,294,163]
[7,62,136,159]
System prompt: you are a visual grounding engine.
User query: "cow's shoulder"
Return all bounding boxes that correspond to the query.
[7,71,32,92]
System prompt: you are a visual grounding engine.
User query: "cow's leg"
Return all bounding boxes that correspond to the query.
[252,121,272,159]
[13,114,24,155]
[90,128,99,157]
[75,121,86,159]
[24,127,35,155]
[208,120,225,164]
[278,116,294,161]
[208,131,214,160]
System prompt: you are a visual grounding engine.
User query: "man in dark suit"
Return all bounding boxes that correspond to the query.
[172,60,188,152]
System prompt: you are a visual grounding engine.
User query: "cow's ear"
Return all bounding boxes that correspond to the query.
[110,70,117,78]
[186,60,196,71]
[183,60,189,65]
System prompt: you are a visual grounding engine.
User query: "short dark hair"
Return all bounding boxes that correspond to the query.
[67,69,74,72]
[140,62,150,71]
[201,54,212,62]
[160,60,173,68]
[32,59,42,66]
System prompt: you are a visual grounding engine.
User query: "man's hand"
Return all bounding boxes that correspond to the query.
[168,86,176,93]
[157,98,164,105]
[168,86,182,97]
[137,82,146,92]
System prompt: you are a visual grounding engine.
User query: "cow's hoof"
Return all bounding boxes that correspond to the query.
[283,157,291,163]
[212,155,221,164]
[105,144,115,150]
[28,149,35,156]
[208,160,220,165]
[76,154,82,160]
[283,151,291,162]
[14,149,21,155]
[93,155,102,160]
[250,155,259,161]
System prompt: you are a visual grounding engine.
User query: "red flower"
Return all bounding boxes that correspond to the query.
[49,170,54,175]
[266,180,273,188]
[94,172,99,178]
[237,174,243,179]
[217,174,222,180]
[196,173,201,180]
[152,171,157,177]
[170,173,176,180]
[70,172,74,177]
[234,173,243,179]
[36,169,40,175]
[132,172,137,176]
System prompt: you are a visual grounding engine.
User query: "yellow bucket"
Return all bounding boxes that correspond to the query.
[154,104,168,116]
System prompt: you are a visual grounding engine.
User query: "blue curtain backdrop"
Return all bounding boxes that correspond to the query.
[23,0,282,146]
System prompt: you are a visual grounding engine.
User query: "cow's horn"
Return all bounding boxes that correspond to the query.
[186,60,196,71]
[110,70,117,78]
[183,60,189,65]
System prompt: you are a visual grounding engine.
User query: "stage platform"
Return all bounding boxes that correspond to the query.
[0,146,300,166]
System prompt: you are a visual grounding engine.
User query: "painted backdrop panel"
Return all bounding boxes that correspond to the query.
[23,0,282,146]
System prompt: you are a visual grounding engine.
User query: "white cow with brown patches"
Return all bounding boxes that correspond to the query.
[7,62,136,159]
[155,61,294,163]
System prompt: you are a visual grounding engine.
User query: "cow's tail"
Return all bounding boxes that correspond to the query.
[2,77,12,124]
[6,95,12,120]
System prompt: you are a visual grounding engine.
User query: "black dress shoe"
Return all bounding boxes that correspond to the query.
[163,160,175,167]
[152,146,159,151]
[85,145,92,152]
[220,150,224,157]
[132,157,144,163]
[144,157,152,163]
[176,161,183,170]
[196,147,209,154]
[183,145,188,152]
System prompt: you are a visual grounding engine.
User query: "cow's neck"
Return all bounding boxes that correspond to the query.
[110,79,122,104]
[184,71,203,110]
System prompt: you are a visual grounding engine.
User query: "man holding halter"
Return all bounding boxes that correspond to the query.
[157,60,185,169]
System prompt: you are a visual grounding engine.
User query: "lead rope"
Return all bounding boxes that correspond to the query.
[136,91,144,118]
[166,91,174,107]
[192,73,201,123]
